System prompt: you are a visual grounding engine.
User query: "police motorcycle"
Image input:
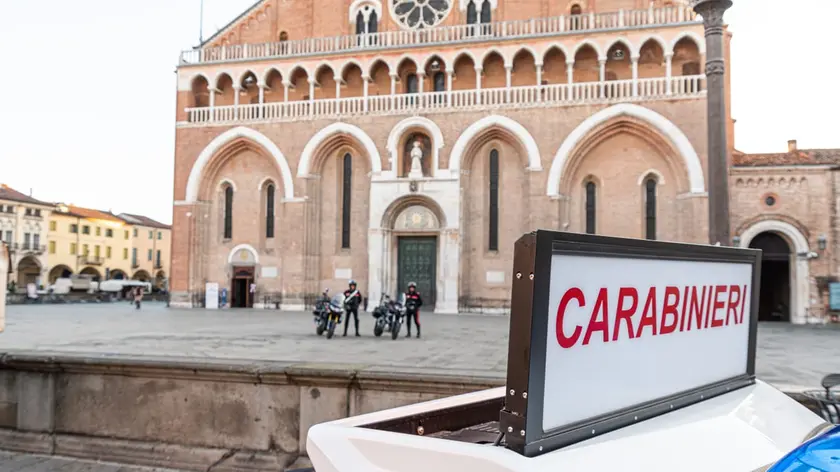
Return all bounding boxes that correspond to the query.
[312,289,345,339]
[371,293,405,340]
[312,289,330,336]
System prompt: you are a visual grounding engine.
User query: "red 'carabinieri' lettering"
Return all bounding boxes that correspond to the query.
[554,284,749,349]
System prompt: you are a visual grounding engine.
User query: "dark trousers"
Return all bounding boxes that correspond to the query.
[406,310,421,336]
[343,308,359,335]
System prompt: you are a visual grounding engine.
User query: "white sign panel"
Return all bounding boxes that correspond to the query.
[261,266,278,278]
[543,254,752,431]
[335,268,352,280]
[205,283,219,310]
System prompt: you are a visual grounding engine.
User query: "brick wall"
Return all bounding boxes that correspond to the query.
[171,99,710,307]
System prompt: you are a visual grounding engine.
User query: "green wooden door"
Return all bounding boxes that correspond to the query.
[397,237,437,306]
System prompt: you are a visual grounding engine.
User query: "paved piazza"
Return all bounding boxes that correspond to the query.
[0,302,837,389]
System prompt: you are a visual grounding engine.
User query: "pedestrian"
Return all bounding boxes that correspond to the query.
[134,286,143,310]
[404,282,423,338]
[343,280,363,337]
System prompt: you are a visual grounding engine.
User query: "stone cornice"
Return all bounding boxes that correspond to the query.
[0,350,504,392]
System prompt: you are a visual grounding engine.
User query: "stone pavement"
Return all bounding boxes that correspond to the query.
[0,302,838,389]
[0,451,179,471]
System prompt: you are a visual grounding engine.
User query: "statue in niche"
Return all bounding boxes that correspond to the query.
[402,133,432,178]
[408,141,424,179]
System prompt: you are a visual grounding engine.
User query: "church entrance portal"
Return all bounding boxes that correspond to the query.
[397,236,437,306]
[231,266,254,308]
[749,232,791,322]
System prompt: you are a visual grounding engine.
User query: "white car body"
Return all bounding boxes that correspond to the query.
[307,380,828,472]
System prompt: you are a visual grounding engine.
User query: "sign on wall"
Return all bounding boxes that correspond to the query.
[500,230,761,457]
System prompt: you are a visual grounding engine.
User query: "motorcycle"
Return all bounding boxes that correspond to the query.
[324,292,346,339]
[313,289,331,336]
[372,293,405,340]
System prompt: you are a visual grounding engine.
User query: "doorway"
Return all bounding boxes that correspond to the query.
[397,236,437,306]
[231,266,254,308]
[749,232,791,322]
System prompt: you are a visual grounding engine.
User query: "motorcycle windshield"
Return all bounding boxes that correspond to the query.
[330,294,345,309]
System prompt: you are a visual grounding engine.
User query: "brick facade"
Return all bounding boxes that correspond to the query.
[169,0,835,323]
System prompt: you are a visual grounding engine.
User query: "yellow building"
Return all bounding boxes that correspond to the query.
[48,204,134,283]
[117,213,172,289]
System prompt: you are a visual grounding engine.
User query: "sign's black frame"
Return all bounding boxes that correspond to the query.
[499,230,761,457]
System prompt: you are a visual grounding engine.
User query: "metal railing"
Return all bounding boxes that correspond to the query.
[179,5,698,65]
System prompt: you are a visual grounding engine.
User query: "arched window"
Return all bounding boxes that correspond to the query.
[570,4,582,14]
[356,11,366,35]
[489,149,500,251]
[266,184,275,239]
[223,185,234,239]
[405,74,418,94]
[645,178,657,240]
[585,181,596,234]
[466,0,477,24]
[480,0,491,24]
[341,153,352,249]
[368,10,378,33]
[279,31,289,41]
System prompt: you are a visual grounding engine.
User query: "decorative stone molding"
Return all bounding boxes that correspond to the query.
[449,114,542,173]
[185,126,295,202]
[297,122,383,177]
[386,116,445,178]
[546,103,706,197]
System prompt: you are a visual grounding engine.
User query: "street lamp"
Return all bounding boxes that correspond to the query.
[692,0,733,246]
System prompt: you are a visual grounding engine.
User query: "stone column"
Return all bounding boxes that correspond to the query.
[598,59,606,98]
[631,56,639,97]
[437,228,460,314]
[474,66,483,104]
[232,84,241,120]
[362,75,370,112]
[693,0,733,246]
[368,228,385,312]
[446,70,454,107]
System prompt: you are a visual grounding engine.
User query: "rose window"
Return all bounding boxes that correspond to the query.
[391,0,452,29]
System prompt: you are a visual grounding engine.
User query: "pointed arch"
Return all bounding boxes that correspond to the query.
[670,31,705,55]
[573,39,605,61]
[450,50,479,68]
[541,43,570,63]
[298,122,382,177]
[634,34,668,58]
[449,115,542,172]
[481,48,510,68]
[546,104,705,197]
[605,37,634,57]
[184,126,295,202]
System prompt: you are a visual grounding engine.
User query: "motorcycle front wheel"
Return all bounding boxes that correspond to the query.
[391,320,401,340]
[327,319,336,339]
[316,317,327,336]
[374,321,384,337]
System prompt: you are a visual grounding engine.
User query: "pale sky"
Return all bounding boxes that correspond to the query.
[0,1,836,225]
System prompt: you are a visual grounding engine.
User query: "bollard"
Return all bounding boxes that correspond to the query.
[0,242,7,332]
